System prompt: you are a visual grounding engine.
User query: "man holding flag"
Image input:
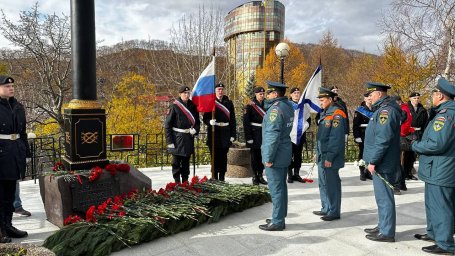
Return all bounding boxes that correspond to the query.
[202,83,236,181]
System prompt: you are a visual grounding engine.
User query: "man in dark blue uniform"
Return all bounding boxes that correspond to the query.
[203,83,236,181]
[165,86,200,183]
[313,87,347,221]
[363,82,401,242]
[287,87,306,183]
[0,76,29,243]
[412,77,455,255]
[353,92,373,181]
[259,81,294,231]
[243,86,267,185]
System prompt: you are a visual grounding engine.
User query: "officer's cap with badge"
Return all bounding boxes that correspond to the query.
[253,87,265,94]
[290,87,300,94]
[266,81,287,94]
[435,77,455,98]
[215,83,225,89]
[317,87,337,98]
[365,82,391,92]
[0,76,14,85]
[179,85,191,93]
[409,92,421,98]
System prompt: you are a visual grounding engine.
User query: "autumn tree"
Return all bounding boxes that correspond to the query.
[105,73,162,135]
[375,36,435,102]
[382,0,455,78]
[255,41,308,89]
[0,3,71,131]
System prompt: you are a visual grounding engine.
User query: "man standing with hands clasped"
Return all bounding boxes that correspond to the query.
[412,77,455,255]
[0,76,30,243]
[259,81,294,231]
[363,82,401,243]
[165,86,200,183]
[313,87,347,221]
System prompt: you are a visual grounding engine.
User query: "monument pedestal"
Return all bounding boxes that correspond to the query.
[39,164,151,227]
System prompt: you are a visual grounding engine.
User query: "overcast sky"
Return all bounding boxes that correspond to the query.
[0,0,392,54]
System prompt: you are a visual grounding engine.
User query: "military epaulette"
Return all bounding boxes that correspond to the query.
[438,108,447,114]
[273,101,280,106]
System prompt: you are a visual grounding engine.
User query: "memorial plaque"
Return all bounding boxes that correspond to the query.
[70,176,120,213]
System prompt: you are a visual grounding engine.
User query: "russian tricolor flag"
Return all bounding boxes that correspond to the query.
[191,57,215,112]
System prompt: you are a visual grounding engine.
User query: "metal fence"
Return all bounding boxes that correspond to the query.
[25,131,360,179]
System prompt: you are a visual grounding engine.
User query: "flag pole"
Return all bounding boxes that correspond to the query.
[211,48,216,180]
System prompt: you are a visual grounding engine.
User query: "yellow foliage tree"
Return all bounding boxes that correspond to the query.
[33,118,61,137]
[255,41,308,90]
[374,36,435,103]
[106,73,162,135]
[344,53,380,105]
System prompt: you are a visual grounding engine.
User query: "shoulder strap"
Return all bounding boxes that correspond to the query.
[174,100,196,126]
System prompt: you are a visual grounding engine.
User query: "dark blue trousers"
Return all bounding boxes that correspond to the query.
[265,166,288,228]
[425,183,455,251]
[318,164,341,217]
[373,173,396,237]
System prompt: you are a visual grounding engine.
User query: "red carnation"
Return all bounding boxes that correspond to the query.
[165,182,177,191]
[105,164,117,176]
[200,176,208,183]
[191,176,199,184]
[86,205,97,222]
[64,215,82,226]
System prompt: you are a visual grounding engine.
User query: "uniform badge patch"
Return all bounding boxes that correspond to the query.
[325,120,331,128]
[379,110,388,125]
[433,116,446,131]
[269,109,278,122]
[332,119,339,128]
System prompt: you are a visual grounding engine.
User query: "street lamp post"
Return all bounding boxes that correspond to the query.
[275,42,290,84]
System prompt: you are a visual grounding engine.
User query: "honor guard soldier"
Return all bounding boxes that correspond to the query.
[412,78,455,255]
[313,87,347,221]
[352,92,373,181]
[243,86,267,185]
[403,92,428,180]
[363,82,401,242]
[0,76,30,243]
[259,81,294,231]
[287,87,307,183]
[165,86,200,183]
[203,83,236,181]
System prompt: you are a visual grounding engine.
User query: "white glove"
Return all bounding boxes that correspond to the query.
[167,144,175,149]
[355,137,362,143]
[230,137,235,142]
[247,140,253,144]
[209,119,216,126]
[189,128,197,135]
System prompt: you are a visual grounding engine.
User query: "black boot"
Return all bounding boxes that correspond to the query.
[0,214,11,243]
[258,175,268,185]
[252,175,260,185]
[293,169,305,183]
[4,212,27,238]
[360,166,366,181]
[181,175,189,183]
[287,169,294,183]
[173,173,181,183]
[219,172,225,182]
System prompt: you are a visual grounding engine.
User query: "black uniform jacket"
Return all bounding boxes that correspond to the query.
[164,98,200,157]
[407,102,428,139]
[0,97,30,180]
[243,98,265,149]
[203,95,236,149]
[352,101,372,141]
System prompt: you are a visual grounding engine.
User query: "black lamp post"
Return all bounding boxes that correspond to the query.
[275,42,290,84]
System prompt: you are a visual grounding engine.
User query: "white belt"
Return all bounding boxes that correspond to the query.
[360,124,368,127]
[250,122,262,127]
[172,127,190,133]
[215,122,229,127]
[412,127,421,131]
[0,134,20,140]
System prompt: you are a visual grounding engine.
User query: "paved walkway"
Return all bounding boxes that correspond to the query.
[9,164,437,256]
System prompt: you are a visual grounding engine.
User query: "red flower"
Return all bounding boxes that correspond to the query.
[118,211,126,217]
[113,196,123,205]
[165,182,177,191]
[200,176,208,183]
[63,215,83,226]
[303,178,314,183]
[117,164,130,173]
[122,135,133,148]
[105,164,117,176]
[89,166,103,182]
[86,206,97,222]
[52,162,64,172]
[191,176,199,184]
